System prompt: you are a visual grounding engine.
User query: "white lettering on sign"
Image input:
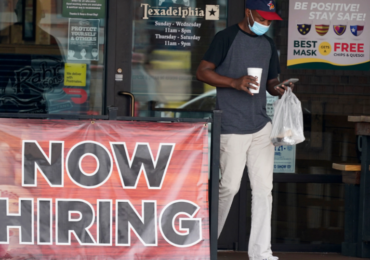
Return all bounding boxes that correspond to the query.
[141,4,206,20]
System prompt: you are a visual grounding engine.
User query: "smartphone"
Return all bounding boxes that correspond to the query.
[274,78,299,90]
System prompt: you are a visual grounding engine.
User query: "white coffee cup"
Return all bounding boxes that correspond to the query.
[247,68,262,94]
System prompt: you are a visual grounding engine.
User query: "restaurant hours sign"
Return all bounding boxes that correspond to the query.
[141,0,220,49]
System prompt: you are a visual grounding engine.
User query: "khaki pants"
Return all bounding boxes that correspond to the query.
[218,123,275,260]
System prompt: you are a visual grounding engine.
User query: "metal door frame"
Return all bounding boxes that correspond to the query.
[105,0,133,116]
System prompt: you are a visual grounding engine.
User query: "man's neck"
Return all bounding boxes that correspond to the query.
[238,19,255,36]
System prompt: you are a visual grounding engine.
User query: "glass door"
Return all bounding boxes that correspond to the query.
[130,0,228,118]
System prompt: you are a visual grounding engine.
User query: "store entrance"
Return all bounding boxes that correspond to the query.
[0,0,239,117]
[0,0,349,254]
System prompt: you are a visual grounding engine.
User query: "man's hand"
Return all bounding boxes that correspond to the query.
[267,78,296,97]
[231,76,259,96]
[196,60,261,96]
[274,80,295,96]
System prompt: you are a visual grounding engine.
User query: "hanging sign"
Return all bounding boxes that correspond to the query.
[0,119,210,260]
[62,0,106,19]
[288,0,370,70]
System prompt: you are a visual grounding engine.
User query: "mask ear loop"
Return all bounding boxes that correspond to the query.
[247,10,254,29]
[247,10,251,27]
[249,10,255,23]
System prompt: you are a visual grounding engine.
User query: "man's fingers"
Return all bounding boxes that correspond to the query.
[249,80,259,86]
[245,88,254,96]
[275,86,286,95]
[241,86,254,96]
[247,83,258,90]
[279,85,289,93]
[245,76,259,86]
[276,82,296,96]
[276,88,284,94]
[246,75,258,80]
[280,85,288,90]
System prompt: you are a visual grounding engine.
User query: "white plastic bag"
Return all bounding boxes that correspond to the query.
[270,87,305,146]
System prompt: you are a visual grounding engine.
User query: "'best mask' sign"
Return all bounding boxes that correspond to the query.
[288,0,370,70]
[0,119,209,259]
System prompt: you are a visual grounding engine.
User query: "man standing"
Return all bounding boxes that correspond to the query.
[196,1,294,259]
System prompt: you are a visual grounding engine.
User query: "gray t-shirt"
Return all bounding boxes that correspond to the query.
[203,24,280,134]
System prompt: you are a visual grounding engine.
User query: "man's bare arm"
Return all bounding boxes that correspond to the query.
[196,60,260,96]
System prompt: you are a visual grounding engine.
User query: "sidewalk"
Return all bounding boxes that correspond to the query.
[218,252,368,260]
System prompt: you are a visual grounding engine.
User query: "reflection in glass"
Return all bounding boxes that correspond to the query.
[0,0,107,115]
[23,0,35,41]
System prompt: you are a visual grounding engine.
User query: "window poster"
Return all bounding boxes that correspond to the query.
[267,93,296,173]
[68,19,100,61]
[288,0,370,70]
[64,63,87,87]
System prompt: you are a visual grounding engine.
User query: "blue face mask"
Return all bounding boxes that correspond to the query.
[248,11,270,36]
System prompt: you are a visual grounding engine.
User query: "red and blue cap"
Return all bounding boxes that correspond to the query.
[246,0,282,21]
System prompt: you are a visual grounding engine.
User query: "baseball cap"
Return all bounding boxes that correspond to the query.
[246,0,282,21]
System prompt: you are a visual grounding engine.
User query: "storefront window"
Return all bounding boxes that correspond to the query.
[131,0,227,117]
[0,0,107,114]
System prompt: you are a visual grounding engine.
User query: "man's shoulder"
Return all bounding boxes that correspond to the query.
[214,24,240,39]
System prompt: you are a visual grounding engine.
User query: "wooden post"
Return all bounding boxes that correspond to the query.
[347,116,370,257]
[357,136,370,257]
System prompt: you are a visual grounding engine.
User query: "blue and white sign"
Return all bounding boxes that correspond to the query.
[267,92,296,173]
[274,145,296,173]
